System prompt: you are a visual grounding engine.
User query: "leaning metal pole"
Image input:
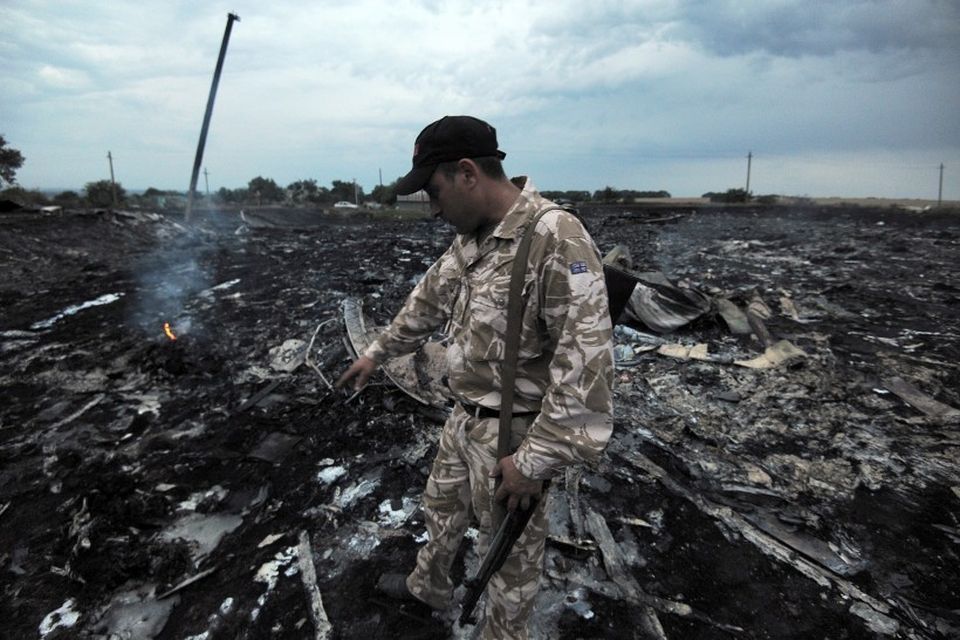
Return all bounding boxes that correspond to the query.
[185,12,239,223]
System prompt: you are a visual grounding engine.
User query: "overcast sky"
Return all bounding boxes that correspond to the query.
[2,0,958,199]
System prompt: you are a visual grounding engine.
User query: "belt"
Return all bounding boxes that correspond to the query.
[457,401,537,420]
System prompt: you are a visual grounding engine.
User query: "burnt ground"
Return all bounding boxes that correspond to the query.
[1,203,958,639]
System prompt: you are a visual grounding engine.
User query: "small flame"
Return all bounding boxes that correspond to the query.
[163,322,177,341]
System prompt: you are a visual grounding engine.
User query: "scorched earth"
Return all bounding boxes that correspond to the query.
[1,202,958,639]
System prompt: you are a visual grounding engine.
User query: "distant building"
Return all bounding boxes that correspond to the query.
[396,190,429,213]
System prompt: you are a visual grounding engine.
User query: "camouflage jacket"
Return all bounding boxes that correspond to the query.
[365,177,614,480]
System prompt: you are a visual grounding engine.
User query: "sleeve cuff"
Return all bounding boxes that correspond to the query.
[363,340,388,364]
[511,446,558,481]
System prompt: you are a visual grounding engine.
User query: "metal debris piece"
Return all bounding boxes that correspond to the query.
[94,584,179,640]
[744,512,861,576]
[617,516,653,528]
[269,339,308,372]
[657,342,710,361]
[157,565,219,600]
[617,449,923,635]
[746,308,774,348]
[849,602,901,636]
[258,533,285,548]
[305,320,337,391]
[714,390,742,403]
[716,298,752,334]
[39,598,80,638]
[160,512,243,563]
[49,393,105,430]
[882,376,960,421]
[297,531,333,640]
[584,506,743,636]
[248,432,303,464]
[341,298,450,409]
[235,379,283,413]
[734,339,805,369]
[565,467,585,542]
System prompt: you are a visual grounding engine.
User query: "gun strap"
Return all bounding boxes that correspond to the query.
[493,206,563,528]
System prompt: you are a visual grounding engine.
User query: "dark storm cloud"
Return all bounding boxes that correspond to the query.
[672,0,960,58]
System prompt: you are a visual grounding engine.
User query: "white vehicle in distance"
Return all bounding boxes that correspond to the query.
[333,201,359,209]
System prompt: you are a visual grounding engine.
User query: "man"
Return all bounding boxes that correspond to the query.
[337,115,613,639]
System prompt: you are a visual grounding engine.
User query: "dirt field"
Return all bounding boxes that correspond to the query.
[1,202,958,639]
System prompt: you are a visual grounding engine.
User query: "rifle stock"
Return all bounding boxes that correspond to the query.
[458,500,538,626]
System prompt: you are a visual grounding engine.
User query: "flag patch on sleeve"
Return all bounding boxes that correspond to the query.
[569,261,589,274]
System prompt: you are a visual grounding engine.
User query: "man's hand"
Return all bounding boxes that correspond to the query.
[336,355,379,391]
[491,455,542,512]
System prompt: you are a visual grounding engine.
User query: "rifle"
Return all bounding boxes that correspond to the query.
[458,499,538,626]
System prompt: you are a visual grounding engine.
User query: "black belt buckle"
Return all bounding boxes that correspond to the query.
[459,402,537,421]
[459,402,499,420]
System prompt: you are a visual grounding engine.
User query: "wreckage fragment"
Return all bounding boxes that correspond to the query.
[603,246,713,333]
[298,531,333,640]
[341,297,450,408]
[618,448,918,637]
[882,376,960,421]
[734,339,806,369]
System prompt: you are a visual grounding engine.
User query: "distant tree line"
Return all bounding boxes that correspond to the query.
[702,188,779,204]
[214,177,380,206]
[541,188,672,203]
[0,132,782,212]
[0,175,401,210]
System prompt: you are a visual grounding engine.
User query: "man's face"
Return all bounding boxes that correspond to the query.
[425,168,477,235]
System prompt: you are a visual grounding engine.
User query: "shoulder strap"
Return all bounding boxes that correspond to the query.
[496,206,565,460]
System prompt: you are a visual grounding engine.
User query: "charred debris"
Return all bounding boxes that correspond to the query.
[1,203,958,639]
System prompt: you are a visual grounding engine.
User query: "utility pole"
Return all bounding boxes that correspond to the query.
[185,12,240,223]
[203,167,210,196]
[938,163,944,208]
[107,151,118,207]
[378,168,383,203]
[745,151,752,195]
[353,177,359,205]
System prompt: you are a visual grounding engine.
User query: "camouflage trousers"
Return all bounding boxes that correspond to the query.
[406,404,549,640]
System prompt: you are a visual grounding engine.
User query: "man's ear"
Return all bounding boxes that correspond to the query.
[457,158,479,189]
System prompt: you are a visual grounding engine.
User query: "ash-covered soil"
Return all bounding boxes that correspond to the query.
[1,203,958,639]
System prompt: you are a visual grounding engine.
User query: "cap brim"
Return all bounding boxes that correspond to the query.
[395,165,435,196]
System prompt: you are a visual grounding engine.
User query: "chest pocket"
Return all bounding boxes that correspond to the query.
[464,256,542,362]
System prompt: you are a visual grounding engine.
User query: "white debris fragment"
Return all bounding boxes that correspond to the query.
[258,533,285,548]
[337,477,380,509]
[269,339,308,372]
[850,602,900,635]
[95,584,178,639]
[160,512,243,561]
[255,546,299,597]
[39,598,80,637]
[220,596,235,616]
[618,516,653,528]
[563,587,595,619]
[316,465,347,485]
[155,483,176,492]
[208,278,242,293]
[31,292,125,330]
[377,497,418,528]
[177,485,228,511]
[345,523,382,556]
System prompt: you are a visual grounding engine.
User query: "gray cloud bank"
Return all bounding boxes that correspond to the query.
[1,0,957,198]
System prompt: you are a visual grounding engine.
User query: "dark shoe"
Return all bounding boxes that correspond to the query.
[376,573,420,603]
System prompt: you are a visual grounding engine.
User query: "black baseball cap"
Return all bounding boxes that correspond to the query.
[395,115,507,195]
